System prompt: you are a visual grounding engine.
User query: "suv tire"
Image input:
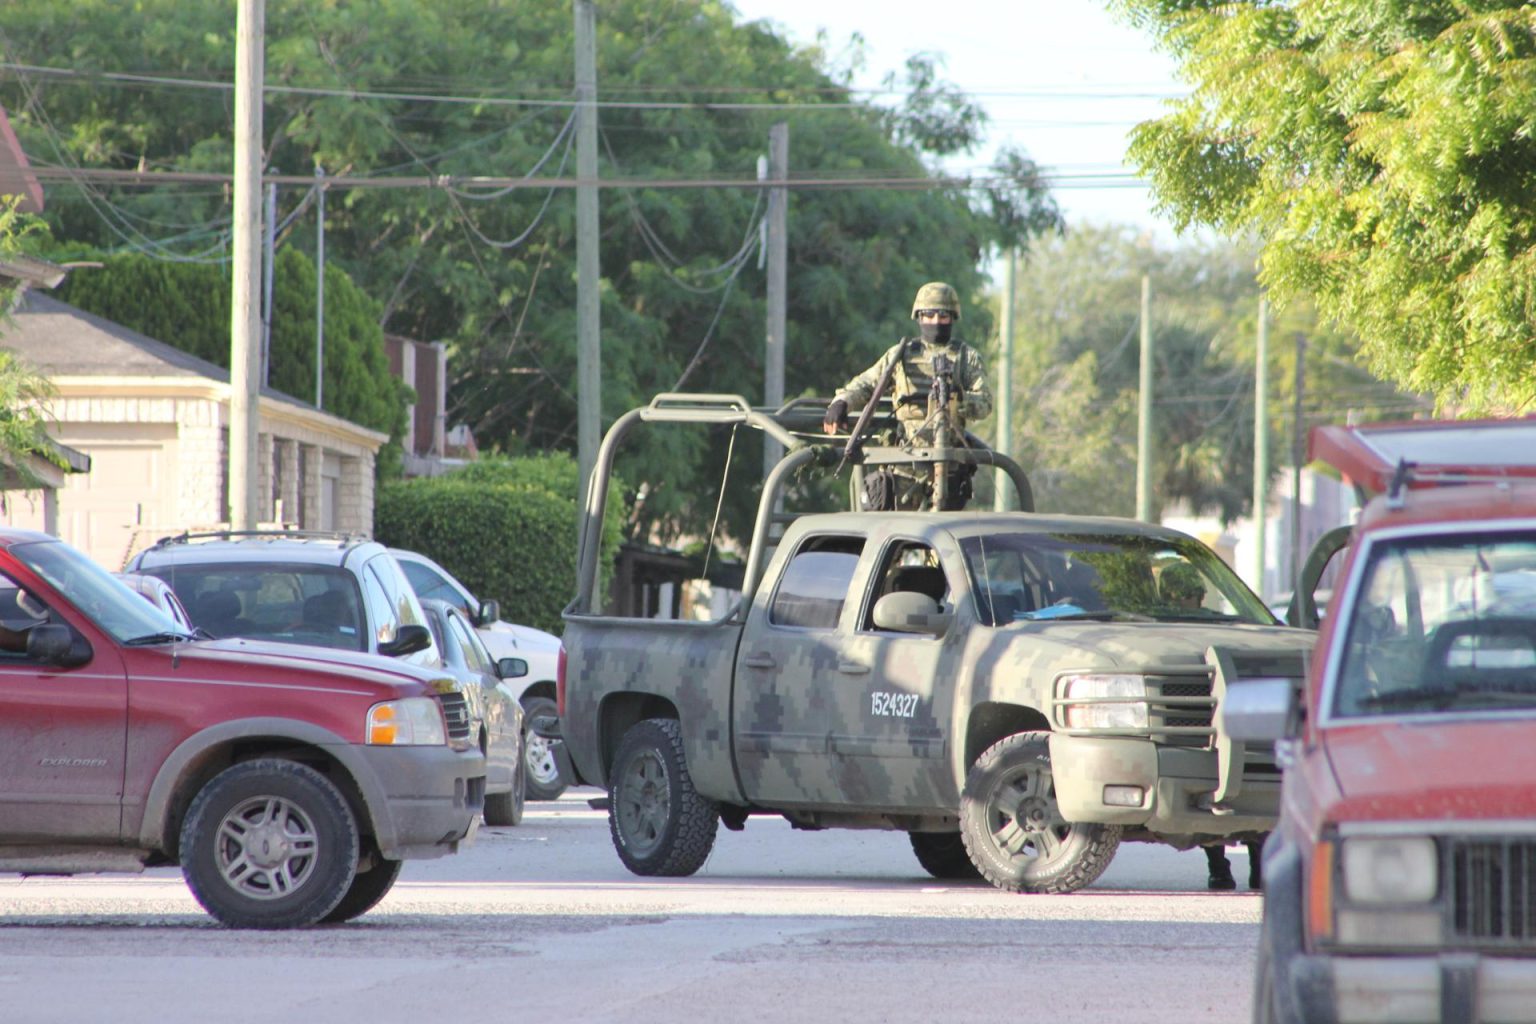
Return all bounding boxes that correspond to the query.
[180,759,359,928]
[521,695,568,801]
[960,731,1120,894]
[609,718,718,876]
[321,856,403,924]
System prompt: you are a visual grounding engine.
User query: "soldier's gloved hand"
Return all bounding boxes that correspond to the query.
[896,392,927,408]
[823,398,849,434]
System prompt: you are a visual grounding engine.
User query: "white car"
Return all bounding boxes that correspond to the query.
[389,547,568,800]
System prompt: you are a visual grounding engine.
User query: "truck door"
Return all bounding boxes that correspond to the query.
[733,533,866,807]
[830,540,954,810]
[0,577,127,842]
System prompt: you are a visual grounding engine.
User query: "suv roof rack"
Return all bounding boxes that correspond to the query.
[148,529,368,550]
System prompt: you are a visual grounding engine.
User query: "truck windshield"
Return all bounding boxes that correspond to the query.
[1333,532,1536,717]
[960,531,1273,627]
[14,538,183,643]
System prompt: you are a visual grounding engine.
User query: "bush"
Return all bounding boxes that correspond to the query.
[374,452,623,634]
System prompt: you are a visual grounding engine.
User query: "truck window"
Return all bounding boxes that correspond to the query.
[863,542,946,629]
[769,536,864,630]
[1333,532,1536,717]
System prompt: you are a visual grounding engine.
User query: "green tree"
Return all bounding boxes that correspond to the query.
[0,198,63,487]
[1001,225,1421,522]
[56,250,412,476]
[0,0,1060,544]
[1111,1,1536,414]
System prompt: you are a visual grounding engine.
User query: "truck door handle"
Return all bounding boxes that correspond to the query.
[838,661,870,675]
[742,652,776,669]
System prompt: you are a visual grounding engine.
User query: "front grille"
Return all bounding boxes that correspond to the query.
[1448,838,1536,948]
[439,691,472,742]
[1158,680,1214,728]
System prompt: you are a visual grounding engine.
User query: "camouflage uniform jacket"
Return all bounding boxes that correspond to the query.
[835,337,994,443]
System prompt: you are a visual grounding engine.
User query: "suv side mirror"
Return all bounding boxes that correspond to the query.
[872,592,951,637]
[1220,678,1299,742]
[378,623,432,658]
[496,656,528,680]
[27,623,92,668]
[475,599,500,627]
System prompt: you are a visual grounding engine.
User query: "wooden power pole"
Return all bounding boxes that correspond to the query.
[762,122,787,477]
[230,0,264,530]
[574,0,601,512]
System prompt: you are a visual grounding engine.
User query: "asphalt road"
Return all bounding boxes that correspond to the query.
[0,790,1263,1024]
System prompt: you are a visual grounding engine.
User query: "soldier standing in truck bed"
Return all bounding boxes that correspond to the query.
[822,282,994,510]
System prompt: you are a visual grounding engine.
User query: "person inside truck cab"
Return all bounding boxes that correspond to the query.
[821,282,994,511]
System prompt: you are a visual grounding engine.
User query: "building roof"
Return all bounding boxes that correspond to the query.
[0,292,387,446]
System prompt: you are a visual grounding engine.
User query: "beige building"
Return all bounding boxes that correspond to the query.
[0,293,387,569]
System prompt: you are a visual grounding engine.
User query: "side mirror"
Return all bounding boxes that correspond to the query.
[496,656,528,680]
[378,623,432,658]
[27,623,92,668]
[1220,677,1300,743]
[475,599,500,627]
[872,592,951,637]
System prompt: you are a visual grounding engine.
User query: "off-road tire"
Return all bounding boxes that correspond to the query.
[909,831,982,880]
[484,737,527,827]
[179,759,359,928]
[609,718,719,876]
[320,856,403,924]
[959,731,1121,894]
[521,695,568,801]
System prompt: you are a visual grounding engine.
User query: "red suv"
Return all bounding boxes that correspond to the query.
[1226,419,1536,1023]
[0,528,485,928]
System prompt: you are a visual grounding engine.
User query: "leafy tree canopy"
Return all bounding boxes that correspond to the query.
[1110,1,1536,414]
[1001,225,1424,523]
[0,0,1062,545]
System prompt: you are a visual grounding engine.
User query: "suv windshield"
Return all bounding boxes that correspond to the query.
[1333,531,1536,717]
[960,531,1274,627]
[141,564,366,652]
[15,539,182,642]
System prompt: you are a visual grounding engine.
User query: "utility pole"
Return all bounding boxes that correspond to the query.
[229,0,264,530]
[1135,274,1154,521]
[762,122,788,478]
[1290,333,1307,592]
[315,164,325,409]
[1251,295,1269,596]
[574,0,601,513]
[993,249,1016,511]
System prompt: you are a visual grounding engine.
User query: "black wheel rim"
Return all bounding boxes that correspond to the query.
[615,749,669,858]
[984,762,1072,868]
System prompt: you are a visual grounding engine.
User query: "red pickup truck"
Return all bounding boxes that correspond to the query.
[1225,418,1536,1023]
[0,527,485,928]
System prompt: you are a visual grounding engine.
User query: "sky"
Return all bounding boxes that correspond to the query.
[725,0,1186,239]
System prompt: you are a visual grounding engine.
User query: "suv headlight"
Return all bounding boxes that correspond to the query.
[367,696,448,746]
[1342,836,1438,903]
[1061,674,1149,730]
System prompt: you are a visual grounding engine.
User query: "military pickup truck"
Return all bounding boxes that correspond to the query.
[560,394,1313,892]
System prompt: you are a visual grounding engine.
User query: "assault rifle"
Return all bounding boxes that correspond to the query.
[833,342,904,476]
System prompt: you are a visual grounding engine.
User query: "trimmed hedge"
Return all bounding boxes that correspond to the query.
[374,453,622,635]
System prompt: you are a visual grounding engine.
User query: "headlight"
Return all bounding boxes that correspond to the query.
[367,696,448,746]
[1061,674,1149,729]
[1341,836,1438,903]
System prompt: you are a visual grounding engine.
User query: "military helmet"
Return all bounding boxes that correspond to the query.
[910,281,961,321]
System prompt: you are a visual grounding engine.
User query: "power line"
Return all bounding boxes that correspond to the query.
[0,60,1187,108]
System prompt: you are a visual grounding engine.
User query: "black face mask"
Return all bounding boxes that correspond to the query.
[919,321,953,346]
